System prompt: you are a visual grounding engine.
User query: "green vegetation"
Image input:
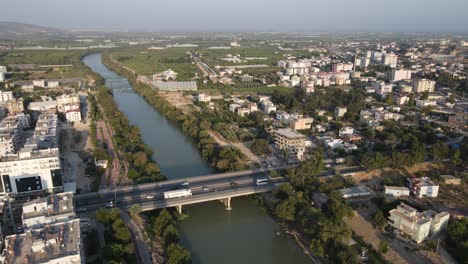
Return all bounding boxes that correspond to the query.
[110,47,199,80]
[266,151,362,263]
[250,139,272,155]
[95,87,164,182]
[95,208,136,263]
[102,54,247,172]
[446,218,468,263]
[148,209,191,264]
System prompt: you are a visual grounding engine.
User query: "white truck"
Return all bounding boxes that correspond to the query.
[163,189,192,199]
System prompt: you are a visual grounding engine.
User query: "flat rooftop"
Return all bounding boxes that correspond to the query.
[275,128,306,139]
[2,219,81,264]
[0,147,59,162]
[22,192,74,220]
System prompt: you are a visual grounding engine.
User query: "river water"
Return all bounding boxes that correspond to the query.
[83,53,310,264]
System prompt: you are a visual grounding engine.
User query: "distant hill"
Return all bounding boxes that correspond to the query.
[0,21,65,34]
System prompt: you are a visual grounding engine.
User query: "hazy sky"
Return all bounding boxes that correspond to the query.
[3,0,468,32]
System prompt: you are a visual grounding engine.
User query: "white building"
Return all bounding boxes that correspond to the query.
[28,100,57,112]
[413,79,436,93]
[408,177,439,198]
[334,107,347,118]
[32,80,46,88]
[274,128,306,161]
[260,100,277,114]
[2,219,82,264]
[339,126,354,137]
[388,203,449,244]
[0,91,13,103]
[0,66,7,73]
[195,93,211,102]
[22,192,75,229]
[0,73,5,82]
[56,94,80,112]
[391,69,412,82]
[64,104,82,123]
[0,147,61,194]
[382,53,398,68]
[384,186,410,197]
[339,185,371,199]
[374,82,393,96]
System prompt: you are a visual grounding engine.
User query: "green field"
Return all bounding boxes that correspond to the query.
[199,85,294,95]
[110,47,200,80]
[199,45,282,67]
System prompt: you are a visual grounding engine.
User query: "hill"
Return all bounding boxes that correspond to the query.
[0,21,65,34]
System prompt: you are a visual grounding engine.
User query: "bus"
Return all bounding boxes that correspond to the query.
[163,189,192,199]
[256,178,269,186]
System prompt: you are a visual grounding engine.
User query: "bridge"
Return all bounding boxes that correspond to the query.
[75,168,287,213]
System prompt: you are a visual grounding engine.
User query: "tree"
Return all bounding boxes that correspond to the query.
[452,149,462,166]
[167,243,192,264]
[250,139,272,155]
[129,204,142,217]
[378,241,389,254]
[155,209,174,236]
[309,239,325,257]
[432,141,449,162]
[162,224,179,246]
[274,198,296,222]
[95,208,111,223]
[373,211,387,229]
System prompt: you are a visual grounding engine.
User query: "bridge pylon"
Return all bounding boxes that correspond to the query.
[176,205,182,214]
[221,197,232,210]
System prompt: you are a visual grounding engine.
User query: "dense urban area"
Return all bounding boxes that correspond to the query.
[0,22,466,264]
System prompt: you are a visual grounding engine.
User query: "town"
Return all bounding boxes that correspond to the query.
[0,16,466,264]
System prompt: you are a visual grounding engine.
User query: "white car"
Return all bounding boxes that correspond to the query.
[146,195,154,199]
[181,181,190,186]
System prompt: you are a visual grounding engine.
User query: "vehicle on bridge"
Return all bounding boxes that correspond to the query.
[256,178,269,186]
[164,189,192,199]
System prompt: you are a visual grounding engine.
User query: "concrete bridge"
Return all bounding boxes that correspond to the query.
[75,168,288,213]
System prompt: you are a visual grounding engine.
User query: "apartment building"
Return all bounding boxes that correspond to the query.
[56,94,80,112]
[408,177,439,198]
[391,69,412,82]
[0,116,26,157]
[374,81,393,96]
[1,219,82,264]
[413,79,436,93]
[32,114,58,148]
[274,128,306,161]
[388,203,449,244]
[0,147,61,195]
[382,53,398,68]
[260,100,277,114]
[0,91,13,103]
[22,192,75,229]
[288,117,314,130]
[5,98,24,115]
[64,104,82,123]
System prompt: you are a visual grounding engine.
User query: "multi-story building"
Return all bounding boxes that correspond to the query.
[0,147,61,195]
[413,79,436,93]
[391,69,412,82]
[274,128,306,161]
[22,192,75,229]
[0,73,5,82]
[374,81,393,96]
[64,104,81,123]
[0,66,7,74]
[31,114,58,148]
[382,53,398,68]
[408,177,439,198]
[384,186,410,197]
[0,116,26,157]
[332,63,353,72]
[5,98,24,115]
[388,203,449,244]
[288,117,314,130]
[0,91,13,103]
[1,219,82,264]
[339,126,354,137]
[260,100,277,114]
[56,94,80,112]
[334,107,347,118]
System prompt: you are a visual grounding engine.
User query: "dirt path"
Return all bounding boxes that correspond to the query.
[208,130,260,163]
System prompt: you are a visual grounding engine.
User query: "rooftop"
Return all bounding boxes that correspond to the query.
[2,219,81,264]
[275,128,306,139]
[22,192,74,220]
[0,147,59,162]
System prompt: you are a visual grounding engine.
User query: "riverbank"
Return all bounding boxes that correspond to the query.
[101,53,247,173]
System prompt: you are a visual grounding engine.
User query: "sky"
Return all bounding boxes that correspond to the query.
[2,0,468,32]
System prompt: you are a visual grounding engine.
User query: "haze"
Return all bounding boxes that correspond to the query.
[3,0,468,32]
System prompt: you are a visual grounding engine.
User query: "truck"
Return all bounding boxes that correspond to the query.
[163,188,192,199]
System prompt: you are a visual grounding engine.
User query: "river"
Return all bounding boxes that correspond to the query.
[83,53,310,264]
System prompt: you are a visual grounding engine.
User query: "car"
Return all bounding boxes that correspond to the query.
[77,208,87,213]
[181,181,190,186]
[16,226,24,234]
[105,201,114,208]
[146,195,154,199]
[202,186,211,191]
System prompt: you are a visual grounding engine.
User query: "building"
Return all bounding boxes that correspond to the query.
[408,177,439,198]
[413,79,435,93]
[289,117,314,130]
[28,100,57,112]
[56,94,80,112]
[0,116,26,157]
[153,81,197,91]
[332,63,353,72]
[0,66,7,74]
[22,192,75,229]
[374,82,393,96]
[0,73,5,82]
[195,93,211,102]
[0,91,13,103]
[388,203,450,244]
[391,69,412,82]
[339,126,354,137]
[32,80,46,88]
[334,107,347,118]
[1,219,82,264]
[5,98,24,115]
[339,185,371,199]
[382,53,398,68]
[273,128,306,161]
[0,147,61,195]
[64,104,81,123]
[440,175,461,185]
[384,186,410,197]
[260,100,276,114]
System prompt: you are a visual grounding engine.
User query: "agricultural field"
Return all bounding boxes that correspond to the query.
[109,47,200,80]
[198,45,282,67]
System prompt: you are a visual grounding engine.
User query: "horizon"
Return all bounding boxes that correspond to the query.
[2,0,468,33]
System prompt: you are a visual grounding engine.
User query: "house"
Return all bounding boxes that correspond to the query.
[195,93,211,102]
[408,177,439,198]
[384,186,410,197]
[339,186,371,199]
[388,203,449,244]
[334,107,347,118]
